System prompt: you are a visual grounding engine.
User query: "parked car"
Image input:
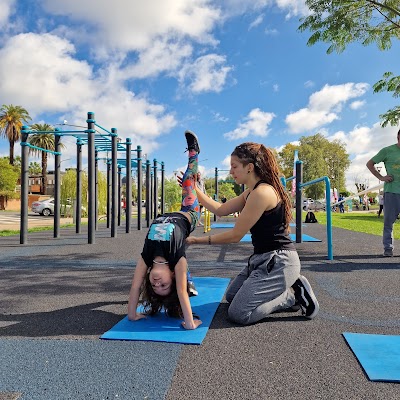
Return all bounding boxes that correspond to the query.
[303,200,325,211]
[31,198,81,216]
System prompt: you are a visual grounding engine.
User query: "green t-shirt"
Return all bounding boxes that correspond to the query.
[372,144,400,194]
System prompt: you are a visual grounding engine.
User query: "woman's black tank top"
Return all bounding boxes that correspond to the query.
[247,180,295,253]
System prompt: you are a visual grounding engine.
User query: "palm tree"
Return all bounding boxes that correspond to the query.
[29,123,65,195]
[0,104,31,165]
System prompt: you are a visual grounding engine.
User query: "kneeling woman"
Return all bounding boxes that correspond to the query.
[186,142,319,325]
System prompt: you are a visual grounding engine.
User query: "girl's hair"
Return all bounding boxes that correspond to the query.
[140,271,183,318]
[231,142,292,227]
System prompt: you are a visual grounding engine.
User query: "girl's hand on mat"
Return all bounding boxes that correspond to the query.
[131,313,147,321]
[181,319,202,330]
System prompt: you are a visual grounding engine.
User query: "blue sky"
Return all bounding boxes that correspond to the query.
[0,0,399,191]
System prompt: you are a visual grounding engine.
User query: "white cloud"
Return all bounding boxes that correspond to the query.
[178,54,233,93]
[0,32,177,158]
[119,38,193,80]
[0,33,94,115]
[285,83,369,133]
[249,14,264,30]
[264,27,279,35]
[42,0,220,52]
[304,80,314,88]
[326,122,398,191]
[273,84,279,92]
[0,0,15,29]
[350,100,366,110]
[224,108,276,140]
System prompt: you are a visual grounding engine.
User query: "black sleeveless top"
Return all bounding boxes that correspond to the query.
[248,181,295,253]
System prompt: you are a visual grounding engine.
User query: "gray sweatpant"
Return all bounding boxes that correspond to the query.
[225,249,301,325]
[383,192,400,251]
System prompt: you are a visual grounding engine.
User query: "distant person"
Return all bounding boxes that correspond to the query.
[363,194,369,211]
[338,194,345,213]
[378,192,384,217]
[186,142,319,325]
[366,128,400,257]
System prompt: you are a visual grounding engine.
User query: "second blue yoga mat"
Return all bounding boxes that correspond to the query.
[239,233,321,242]
[101,277,230,345]
[343,332,400,382]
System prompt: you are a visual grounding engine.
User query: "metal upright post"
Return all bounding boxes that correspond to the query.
[214,167,218,221]
[137,145,142,230]
[87,112,96,244]
[111,128,118,237]
[54,129,61,238]
[126,138,132,233]
[107,160,111,228]
[153,159,158,218]
[295,161,303,243]
[20,126,29,244]
[118,166,122,226]
[145,160,151,226]
[160,161,165,214]
[95,150,98,231]
[76,139,82,234]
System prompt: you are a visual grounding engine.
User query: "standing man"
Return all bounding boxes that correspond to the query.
[366,129,400,257]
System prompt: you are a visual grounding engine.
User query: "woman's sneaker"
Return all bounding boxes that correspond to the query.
[185,130,200,154]
[292,275,319,319]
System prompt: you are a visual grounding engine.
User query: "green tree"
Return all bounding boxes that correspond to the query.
[164,178,182,211]
[279,133,350,199]
[218,182,236,201]
[29,123,65,195]
[0,158,20,198]
[0,104,31,165]
[299,0,400,126]
[29,161,42,175]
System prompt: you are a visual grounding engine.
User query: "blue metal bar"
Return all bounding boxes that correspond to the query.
[300,176,333,260]
[94,122,113,135]
[20,142,62,155]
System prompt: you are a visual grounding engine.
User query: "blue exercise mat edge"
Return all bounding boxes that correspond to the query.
[343,332,400,382]
[100,277,230,345]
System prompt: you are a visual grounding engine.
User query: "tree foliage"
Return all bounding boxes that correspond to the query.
[0,158,20,197]
[29,123,65,194]
[278,133,350,199]
[164,178,182,211]
[299,0,400,126]
[0,104,31,165]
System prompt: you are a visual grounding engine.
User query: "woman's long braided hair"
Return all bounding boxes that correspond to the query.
[231,142,292,227]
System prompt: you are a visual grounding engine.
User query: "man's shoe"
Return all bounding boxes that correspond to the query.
[292,275,319,319]
[383,249,393,257]
[185,130,200,154]
[188,280,198,297]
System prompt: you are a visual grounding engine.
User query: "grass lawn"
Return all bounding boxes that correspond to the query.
[309,210,400,240]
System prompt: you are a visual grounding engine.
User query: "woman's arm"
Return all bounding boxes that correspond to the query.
[175,258,202,330]
[187,184,278,245]
[195,186,248,217]
[127,257,148,321]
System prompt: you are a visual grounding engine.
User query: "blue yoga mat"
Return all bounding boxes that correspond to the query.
[343,332,400,382]
[101,277,230,345]
[211,223,300,228]
[239,233,321,242]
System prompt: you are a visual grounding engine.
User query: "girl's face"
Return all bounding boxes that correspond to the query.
[149,258,174,296]
[230,155,249,185]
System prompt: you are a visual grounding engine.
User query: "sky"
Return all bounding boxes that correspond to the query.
[0,0,399,192]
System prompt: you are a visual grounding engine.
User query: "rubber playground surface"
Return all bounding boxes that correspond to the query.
[0,218,399,400]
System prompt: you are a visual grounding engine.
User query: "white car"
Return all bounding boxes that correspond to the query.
[31,198,78,216]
